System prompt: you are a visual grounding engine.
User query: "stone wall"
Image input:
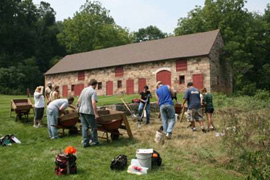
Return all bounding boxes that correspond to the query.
[209,32,233,93]
[45,56,212,96]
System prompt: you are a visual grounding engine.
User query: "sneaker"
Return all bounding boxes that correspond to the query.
[202,128,207,133]
[83,144,90,148]
[90,142,100,146]
[166,133,172,139]
[192,127,197,132]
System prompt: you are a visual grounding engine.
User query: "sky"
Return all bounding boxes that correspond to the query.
[32,0,269,34]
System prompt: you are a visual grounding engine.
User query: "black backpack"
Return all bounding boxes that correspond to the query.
[152,150,162,167]
[110,154,128,170]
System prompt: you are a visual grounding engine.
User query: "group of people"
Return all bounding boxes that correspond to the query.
[33,78,214,145]
[137,81,215,139]
[33,82,61,128]
[33,80,100,146]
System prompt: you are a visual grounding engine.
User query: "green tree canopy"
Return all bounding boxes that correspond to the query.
[57,1,131,54]
[132,25,167,42]
[174,0,270,94]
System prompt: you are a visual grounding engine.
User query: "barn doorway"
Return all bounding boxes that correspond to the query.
[106,81,113,95]
[74,84,84,96]
[62,85,68,97]
[138,78,146,93]
[126,79,134,94]
[193,74,203,89]
[156,70,171,86]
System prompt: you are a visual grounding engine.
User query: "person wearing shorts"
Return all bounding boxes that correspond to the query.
[33,86,45,128]
[202,88,215,131]
[182,82,206,133]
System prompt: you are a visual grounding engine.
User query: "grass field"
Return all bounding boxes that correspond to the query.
[0,94,244,180]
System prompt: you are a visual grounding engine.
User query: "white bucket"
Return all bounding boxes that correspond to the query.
[136,150,152,170]
[154,130,165,144]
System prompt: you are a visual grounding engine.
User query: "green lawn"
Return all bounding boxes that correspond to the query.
[0,94,243,180]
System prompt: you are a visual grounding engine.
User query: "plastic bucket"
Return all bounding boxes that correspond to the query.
[154,130,165,144]
[136,152,152,170]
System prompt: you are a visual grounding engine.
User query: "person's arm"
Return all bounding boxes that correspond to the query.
[182,90,189,107]
[139,93,146,103]
[155,92,159,105]
[59,102,68,114]
[91,92,99,118]
[167,85,174,98]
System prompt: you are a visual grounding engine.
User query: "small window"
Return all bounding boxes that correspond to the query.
[115,66,124,77]
[179,75,185,84]
[98,82,102,90]
[176,60,187,71]
[217,75,220,85]
[71,85,75,91]
[78,71,85,81]
[117,80,122,88]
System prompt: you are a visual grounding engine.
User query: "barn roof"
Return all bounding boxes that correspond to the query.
[45,29,221,75]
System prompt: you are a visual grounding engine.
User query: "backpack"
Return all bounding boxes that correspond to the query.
[110,154,128,170]
[55,153,77,175]
[152,150,162,167]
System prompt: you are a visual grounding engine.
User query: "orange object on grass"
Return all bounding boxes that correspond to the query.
[152,153,158,158]
[64,146,77,155]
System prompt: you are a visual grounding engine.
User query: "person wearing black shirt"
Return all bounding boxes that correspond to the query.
[138,85,152,124]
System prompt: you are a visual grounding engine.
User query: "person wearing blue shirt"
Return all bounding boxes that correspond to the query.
[182,82,206,132]
[155,81,175,139]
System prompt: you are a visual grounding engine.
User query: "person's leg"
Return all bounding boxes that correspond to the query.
[166,105,176,135]
[138,103,144,121]
[146,103,150,124]
[87,114,99,144]
[160,105,168,133]
[51,109,59,138]
[46,109,53,138]
[190,109,196,130]
[196,108,206,132]
[37,108,44,127]
[80,113,90,147]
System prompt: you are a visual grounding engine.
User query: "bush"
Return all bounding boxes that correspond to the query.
[220,107,270,179]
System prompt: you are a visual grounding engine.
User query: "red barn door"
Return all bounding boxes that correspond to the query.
[156,70,171,86]
[126,79,134,94]
[62,85,68,97]
[106,81,113,95]
[74,84,84,96]
[138,78,146,93]
[193,74,203,90]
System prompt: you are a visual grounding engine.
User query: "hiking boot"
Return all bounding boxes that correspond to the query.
[192,127,197,132]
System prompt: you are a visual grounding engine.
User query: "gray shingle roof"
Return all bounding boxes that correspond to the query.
[45,29,220,75]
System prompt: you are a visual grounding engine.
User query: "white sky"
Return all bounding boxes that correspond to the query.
[32,0,269,34]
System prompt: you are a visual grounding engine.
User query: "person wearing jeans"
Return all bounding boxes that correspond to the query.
[138,85,152,124]
[46,97,74,139]
[77,79,99,147]
[155,81,175,139]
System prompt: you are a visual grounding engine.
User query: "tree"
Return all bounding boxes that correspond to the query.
[57,1,131,54]
[174,0,270,93]
[0,0,64,94]
[133,25,166,42]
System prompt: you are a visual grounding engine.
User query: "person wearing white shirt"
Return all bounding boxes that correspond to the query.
[33,86,45,128]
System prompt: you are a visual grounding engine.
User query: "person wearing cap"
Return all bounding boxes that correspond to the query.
[77,79,100,147]
[45,82,53,101]
[138,85,152,124]
[46,97,74,139]
[182,82,207,132]
[155,81,175,139]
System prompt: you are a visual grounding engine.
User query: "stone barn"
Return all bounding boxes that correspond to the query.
[45,29,232,97]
